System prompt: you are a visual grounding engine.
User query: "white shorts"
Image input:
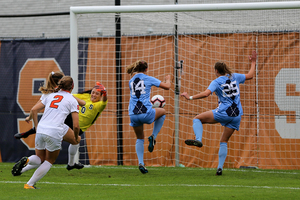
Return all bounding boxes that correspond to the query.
[35,133,62,152]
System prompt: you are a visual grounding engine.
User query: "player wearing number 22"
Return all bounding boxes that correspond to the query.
[181,51,257,176]
[126,60,171,174]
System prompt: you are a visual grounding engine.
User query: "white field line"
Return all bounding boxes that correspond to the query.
[1,181,300,190]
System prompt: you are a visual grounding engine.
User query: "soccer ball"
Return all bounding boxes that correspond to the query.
[151,95,166,108]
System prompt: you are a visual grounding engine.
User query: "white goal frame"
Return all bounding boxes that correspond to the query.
[70,1,300,167]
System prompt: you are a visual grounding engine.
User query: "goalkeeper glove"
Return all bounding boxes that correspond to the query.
[96,82,107,96]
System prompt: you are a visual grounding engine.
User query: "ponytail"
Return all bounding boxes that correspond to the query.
[55,76,74,92]
[39,71,64,94]
[126,60,148,75]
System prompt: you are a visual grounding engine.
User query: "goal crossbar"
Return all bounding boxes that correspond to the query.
[70,2,300,14]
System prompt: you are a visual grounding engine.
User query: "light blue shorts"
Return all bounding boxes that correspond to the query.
[212,109,242,131]
[129,109,156,127]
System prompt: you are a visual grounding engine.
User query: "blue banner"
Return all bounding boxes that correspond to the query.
[0,38,88,164]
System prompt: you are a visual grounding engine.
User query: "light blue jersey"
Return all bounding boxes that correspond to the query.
[208,73,245,117]
[207,73,245,130]
[128,73,161,116]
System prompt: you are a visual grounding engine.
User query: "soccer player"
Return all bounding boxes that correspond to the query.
[126,60,171,174]
[64,82,107,169]
[181,50,257,175]
[14,72,107,172]
[13,76,80,189]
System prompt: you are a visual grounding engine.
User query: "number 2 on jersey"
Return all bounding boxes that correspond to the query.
[49,95,64,109]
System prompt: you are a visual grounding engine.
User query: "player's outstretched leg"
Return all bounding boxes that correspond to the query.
[14,127,36,139]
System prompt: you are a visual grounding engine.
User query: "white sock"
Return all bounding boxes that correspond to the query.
[68,144,79,166]
[28,155,41,165]
[21,155,42,173]
[21,164,39,173]
[27,160,52,186]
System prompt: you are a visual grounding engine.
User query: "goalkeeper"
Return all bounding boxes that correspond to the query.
[14,82,108,171]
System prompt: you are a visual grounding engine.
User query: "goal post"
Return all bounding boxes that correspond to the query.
[70,2,300,170]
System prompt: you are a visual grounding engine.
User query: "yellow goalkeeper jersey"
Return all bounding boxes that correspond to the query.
[73,93,107,132]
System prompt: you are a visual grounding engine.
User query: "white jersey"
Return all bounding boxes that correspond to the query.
[37,90,79,140]
[40,93,49,101]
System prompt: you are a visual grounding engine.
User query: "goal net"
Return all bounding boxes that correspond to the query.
[71,2,300,170]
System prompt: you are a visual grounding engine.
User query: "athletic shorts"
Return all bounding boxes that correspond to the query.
[129,108,156,127]
[35,133,62,152]
[212,109,242,131]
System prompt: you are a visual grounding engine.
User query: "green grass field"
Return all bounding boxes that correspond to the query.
[0,162,299,199]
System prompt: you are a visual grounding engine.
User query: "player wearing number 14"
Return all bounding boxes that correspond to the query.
[127,60,171,174]
[181,51,257,176]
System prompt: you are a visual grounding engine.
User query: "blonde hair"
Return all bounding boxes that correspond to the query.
[126,60,148,75]
[55,76,74,92]
[39,71,64,94]
[214,62,233,77]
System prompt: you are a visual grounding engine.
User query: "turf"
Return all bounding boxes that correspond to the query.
[0,163,299,199]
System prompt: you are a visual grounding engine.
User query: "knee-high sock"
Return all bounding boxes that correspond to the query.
[136,139,144,165]
[68,144,79,166]
[217,142,228,169]
[27,160,52,186]
[21,155,42,173]
[193,119,203,142]
[152,115,166,140]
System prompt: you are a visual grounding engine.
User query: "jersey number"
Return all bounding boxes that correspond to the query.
[221,80,239,98]
[130,79,146,98]
[49,95,64,109]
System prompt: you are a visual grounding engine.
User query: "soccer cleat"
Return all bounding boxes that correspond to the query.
[14,127,36,139]
[66,162,84,171]
[185,139,203,148]
[24,184,37,189]
[14,132,30,139]
[148,135,156,153]
[12,157,29,176]
[216,168,222,176]
[138,164,148,174]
